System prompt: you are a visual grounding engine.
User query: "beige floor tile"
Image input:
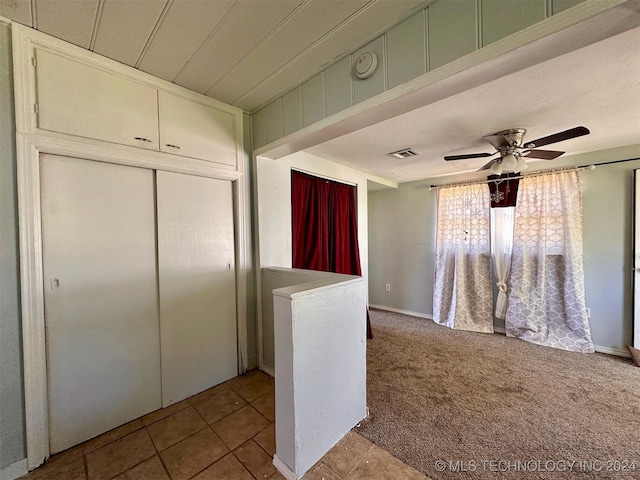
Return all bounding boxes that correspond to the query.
[233,439,276,479]
[141,399,191,426]
[160,428,229,480]
[251,390,275,422]
[86,429,155,480]
[192,388,247,424]
[321,432,374,478]
[212,405,271,450]
[192,453,254,480]
[147,406,208,451]
[81,418,145,454]
[20,458,86,480]
[112,456,169,480]
[188,383,230,405]
[226,371,274,402]
[253,423,275,456]
[345,446,427,480]
[302,462,342,480]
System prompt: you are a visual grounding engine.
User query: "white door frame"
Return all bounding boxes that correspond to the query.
[16,133,250,469]
[634,170,640,349]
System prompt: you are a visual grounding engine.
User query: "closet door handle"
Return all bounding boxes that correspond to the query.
[134,137,152,143]
[165,144,181,150]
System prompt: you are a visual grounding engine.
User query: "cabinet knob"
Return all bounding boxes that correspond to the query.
[134,137,152,143]
[165,144,181,150]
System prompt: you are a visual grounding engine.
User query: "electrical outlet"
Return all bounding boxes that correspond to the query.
[385,283,391,292]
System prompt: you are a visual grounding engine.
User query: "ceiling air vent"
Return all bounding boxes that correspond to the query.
[388,148,418,159]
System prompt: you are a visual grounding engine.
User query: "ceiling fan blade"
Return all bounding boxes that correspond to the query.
[444,152,494,161]
[478,158,498,171]
[523,149,565,160]
[523,126,590,149]
[483,134,510,149]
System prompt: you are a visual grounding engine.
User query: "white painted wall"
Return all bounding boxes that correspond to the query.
[261,268,355,372]
[271,269,367,479]
[368,144,640,357]
[256,151,394,370]
[257,151,372,278]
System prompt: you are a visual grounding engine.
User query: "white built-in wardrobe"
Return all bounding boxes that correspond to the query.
[41,157,237,453]
[13,24,247,464]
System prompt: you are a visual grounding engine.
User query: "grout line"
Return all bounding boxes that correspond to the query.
[144,417,171,478]
[156,451,173,480]
[321,461,345,480]
[250,424,276,460]
[83,454,89,480]
[231,450,261,480]
[180,440,229,480]
[345,443,376,477]
[191,401,210,425]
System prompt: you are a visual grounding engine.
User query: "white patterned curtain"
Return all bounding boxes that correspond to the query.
[491,207,515,319]
[506,171,594,352]
[433,183,494,333]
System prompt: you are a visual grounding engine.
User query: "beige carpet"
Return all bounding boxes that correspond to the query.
[356,309,640,479]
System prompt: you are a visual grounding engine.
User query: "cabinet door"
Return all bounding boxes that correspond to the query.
[41,155,161,453]
[36,49,159,149]
[156,171,237,405]
[158,91,236,167]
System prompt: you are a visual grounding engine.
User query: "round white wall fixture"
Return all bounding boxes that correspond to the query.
[354,51,378,79]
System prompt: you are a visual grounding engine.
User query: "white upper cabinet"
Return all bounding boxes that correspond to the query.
[158,91,236,166]
[20,26,242,171]
[36,49,160,150]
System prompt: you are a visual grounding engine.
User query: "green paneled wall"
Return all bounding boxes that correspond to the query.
[252,0,586,150]
[387,11,426,89]
[428,0,477,70]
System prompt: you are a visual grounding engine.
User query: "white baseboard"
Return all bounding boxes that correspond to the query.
[273,455,297,480]
[261,365,275,377]
[0,458,27,480]
[368,304,433,320]
[368,308,632,358]
[595,345,631,358]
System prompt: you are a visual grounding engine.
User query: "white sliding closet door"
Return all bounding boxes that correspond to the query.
[41,155,161,454]
[156,171,237,406]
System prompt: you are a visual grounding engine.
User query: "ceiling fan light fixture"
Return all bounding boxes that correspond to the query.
[501,153,518,172]
[489,160,504,175]
[515,156,529,172]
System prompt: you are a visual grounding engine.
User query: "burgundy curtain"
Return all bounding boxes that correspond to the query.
[292,171,331,271]
[291,170,371,338]
[329,182,362,275]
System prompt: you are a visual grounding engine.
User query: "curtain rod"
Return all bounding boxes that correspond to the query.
[428,156,640,191]
[291,167,357,187]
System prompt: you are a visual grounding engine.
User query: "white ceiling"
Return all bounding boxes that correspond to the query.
[0,0,426,111]
[306,24,640,183]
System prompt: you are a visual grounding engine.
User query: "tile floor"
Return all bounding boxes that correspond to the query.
[19,370,428,480]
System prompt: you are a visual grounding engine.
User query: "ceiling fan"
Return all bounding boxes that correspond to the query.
[444,126,590,175]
